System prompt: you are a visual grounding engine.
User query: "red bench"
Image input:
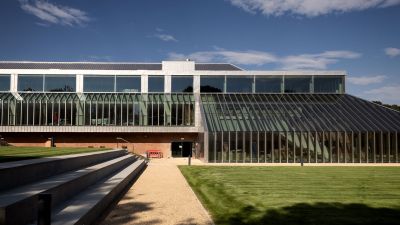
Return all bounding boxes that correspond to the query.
[146,150,163,158]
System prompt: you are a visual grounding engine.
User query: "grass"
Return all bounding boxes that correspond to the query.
[0,146,112,163]
[179,166,400,225]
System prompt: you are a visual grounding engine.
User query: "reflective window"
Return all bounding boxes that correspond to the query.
[171,76,193,92]
[116,76,140,92]
[84,76,114,92]
[18,75,43,92]
[226,76,253,92]
[255,77,282,93]
[45,75,76,92]
[148,76,164,92]
[200,76,224,92]
[284,77,311,93]
[0,75,10,91]
[314,76,343,93]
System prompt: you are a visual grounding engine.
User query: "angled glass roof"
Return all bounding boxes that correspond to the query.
[200,94,400,132]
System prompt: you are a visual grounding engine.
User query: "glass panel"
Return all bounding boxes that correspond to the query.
[255,77,281,93]
[209,133,215,162]
[45,75,76,92]
[229,132,236,162]
[116,76,140,92]
[200,76,224,92]
[171,76,193,93]
[216,132,222,162]
[252,132,258,162]
[284,77,311,93]
[237,132,244,162]
[84,76,114,92]
[314,76,342,93]
[0,75,10,91]
[226,76,253,93]
[148,76,164,92]
[259,132,266,163]
[18,75,43,92]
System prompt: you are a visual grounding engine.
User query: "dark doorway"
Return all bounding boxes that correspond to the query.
[171,142,192,157]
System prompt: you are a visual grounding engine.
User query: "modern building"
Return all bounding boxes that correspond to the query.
[0,60,399,163]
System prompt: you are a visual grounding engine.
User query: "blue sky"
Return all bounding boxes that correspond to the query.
[0,0,400,103]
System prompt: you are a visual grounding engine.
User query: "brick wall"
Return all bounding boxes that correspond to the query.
[3,132,200,158]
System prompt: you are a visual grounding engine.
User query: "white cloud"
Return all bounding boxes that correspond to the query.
[384,47,400,57]
[19,0,90,27]
[168,49,361,69]
[280,51,361,70]
[347,75,386,85]
[228,0,400,17]
[169,50,277,65]
[154,34,178,42]
[364,85,400,104]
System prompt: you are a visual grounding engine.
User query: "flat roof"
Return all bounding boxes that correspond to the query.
[0,61,346,76]
[0,61,242,71]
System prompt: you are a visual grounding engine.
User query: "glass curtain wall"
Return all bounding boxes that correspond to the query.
[202,93,400,163]
[171,76,193,92]
[0,93,194,127]
[255,76,282,93]
[0,75,10,91]
[226,76,253,92]
[200,76,224,92]
[314,76,343,93]
[148,76,164,92]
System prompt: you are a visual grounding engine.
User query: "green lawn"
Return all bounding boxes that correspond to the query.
[0,146,112,163]
[179,166,400,225]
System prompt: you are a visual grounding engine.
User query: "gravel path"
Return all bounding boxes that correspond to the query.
[101,159,214,225]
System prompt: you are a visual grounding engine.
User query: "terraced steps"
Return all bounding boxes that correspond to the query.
[53,159,146,225]
[0,149,147,225]
[0,149,127,191]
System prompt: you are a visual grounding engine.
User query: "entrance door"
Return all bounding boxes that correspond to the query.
[171,142,192,157]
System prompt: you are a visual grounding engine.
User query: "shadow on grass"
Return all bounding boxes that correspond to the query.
[219,202,400,225]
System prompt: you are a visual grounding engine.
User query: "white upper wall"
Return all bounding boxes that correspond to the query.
[162,60,195,74]
[0,60,347,76]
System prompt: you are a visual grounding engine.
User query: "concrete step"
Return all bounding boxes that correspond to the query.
[0,154,137,225]
[0,149,128,191]
[52,159,147,225]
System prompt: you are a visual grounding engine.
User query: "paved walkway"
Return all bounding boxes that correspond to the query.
[101,159,214,225]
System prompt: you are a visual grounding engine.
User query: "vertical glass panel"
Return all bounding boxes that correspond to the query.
[216,132,222,162]
[0,75,10,91]
[200,76,224,92]
[237,132,244,162]
[84,76,114,92]
[208,133,215,162]
[338,132,345,163]
[252,132,258,162]
[259,132,266,163]
[222,132,229,162]
[266,132,273,163]
[148,76,164,92]
[45,75,76,92]
[255,76,282,93]
[18,75,43,92]
[314,76,343,93]
[273,132,280,162]
[309,132,316,163]
[345,132,352,163]
[134,103,140,125]
[244,132,251,162]
[171,76,193,93]
[284,76,311,93]
[229,132,236,162]
[177,104,183,125]
[116,76,141,92]
[226,76,253,92]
